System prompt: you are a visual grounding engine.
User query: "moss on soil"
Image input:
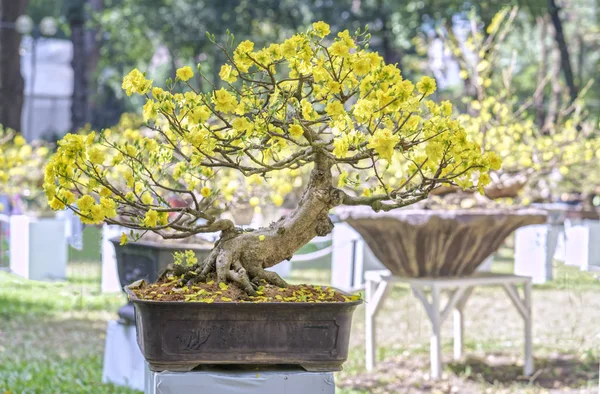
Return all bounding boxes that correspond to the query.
[133,275,360,303]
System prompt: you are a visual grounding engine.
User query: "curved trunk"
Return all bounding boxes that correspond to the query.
[171,153,339,294]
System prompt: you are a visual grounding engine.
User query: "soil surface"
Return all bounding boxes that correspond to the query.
[132,274,359,303]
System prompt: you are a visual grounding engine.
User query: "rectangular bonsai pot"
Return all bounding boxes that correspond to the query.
[125,287,362,372]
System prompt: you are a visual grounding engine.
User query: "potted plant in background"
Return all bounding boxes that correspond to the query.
[0,126,72,281]
[45,22,495,372]
[337,8,600,282]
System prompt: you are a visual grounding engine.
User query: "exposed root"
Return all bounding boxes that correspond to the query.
[159,251,288,297]
[249,267,288,288]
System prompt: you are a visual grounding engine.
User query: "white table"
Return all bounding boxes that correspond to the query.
[365,270,533,380]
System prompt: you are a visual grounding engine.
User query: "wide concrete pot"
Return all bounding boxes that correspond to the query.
[336,207,546,277]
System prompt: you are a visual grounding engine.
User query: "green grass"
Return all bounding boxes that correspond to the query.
[0,261,134,393]
[1,240,599,393]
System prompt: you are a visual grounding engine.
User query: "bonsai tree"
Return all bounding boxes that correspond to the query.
[441,8,600,203]
[45,22,496,294]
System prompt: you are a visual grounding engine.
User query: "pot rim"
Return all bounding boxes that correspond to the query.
[125,282,363,306]
[110,236,213,250]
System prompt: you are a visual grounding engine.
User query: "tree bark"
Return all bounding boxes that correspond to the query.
[545,29,562,131]
[548,0,578,103]
[0,0,29,132]
[69,0,88,131]
[535,15,548,128]
[85,0,103,128]
[168,152,340,295]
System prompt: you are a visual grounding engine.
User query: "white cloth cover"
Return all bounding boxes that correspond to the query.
[102,320,145,391]
[145,368,335,394]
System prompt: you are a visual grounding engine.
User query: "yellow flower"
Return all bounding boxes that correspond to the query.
[259,235,266,241]
[219,64,238,84]
[119,232,128,245]
[143,99,157,121]
[271,194,284,207]
[212,88,238,114]
[249,197,260,207]
[325,101,345,118]
[367,128,400,161]
[14,135,26,146]
[201,187,211,198]
[76,195,95,212]
[49,197,65,210]
[288,124,304,139]
[236,40,254,54]
[176,66,194,82]
[232,117,254,134]
[312,21,330,38]
[337,171,348,188]
[333,138,349,158]
[141,192,154,205]
[122,68,152,96]
[143,209,159,227]
[87,146,105,165]
[416,76,436,96]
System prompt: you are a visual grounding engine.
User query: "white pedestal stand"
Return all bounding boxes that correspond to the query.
[9,214,68,281]
[365,271,533,380]
[330,223,386,292]
[102,320,145,391]
[514,224,559,284]
[564,219,600,271]
[145,367,335,394]
[101,224,124,293]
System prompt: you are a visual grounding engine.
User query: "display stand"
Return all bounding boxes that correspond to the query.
[9,215,68,281]
[330,223,385,292]
[101,224,124,293]
[145,367,335,394]
[514,224,559,284]
[564,219,600,271]
[364,270,533,380]
[102,320,145,391]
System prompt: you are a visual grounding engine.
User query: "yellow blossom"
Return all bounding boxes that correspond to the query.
[367,128,399,161]
[416,76,436,96]
[143,209,159,227]
[176,66,194,81]
[312,22,330,38]
[288,124,304,138]
[212,88,238,114]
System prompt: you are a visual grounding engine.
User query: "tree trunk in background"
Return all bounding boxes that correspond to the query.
[85,0,103,127]
[68,0,88,132]
[548,0,578,103]
[0,0,29,132]
[545,27,562,132]
[535,15,548,128]
[377,0,403,69]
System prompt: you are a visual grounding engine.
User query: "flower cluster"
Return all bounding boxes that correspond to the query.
[0,127,51,212]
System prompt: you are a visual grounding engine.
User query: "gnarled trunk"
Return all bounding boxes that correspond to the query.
[168,153,339,295]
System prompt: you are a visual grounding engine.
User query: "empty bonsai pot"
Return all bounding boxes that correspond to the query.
[125,286,361,372]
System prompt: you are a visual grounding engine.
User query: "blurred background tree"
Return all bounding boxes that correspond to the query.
[1,0,598,137]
